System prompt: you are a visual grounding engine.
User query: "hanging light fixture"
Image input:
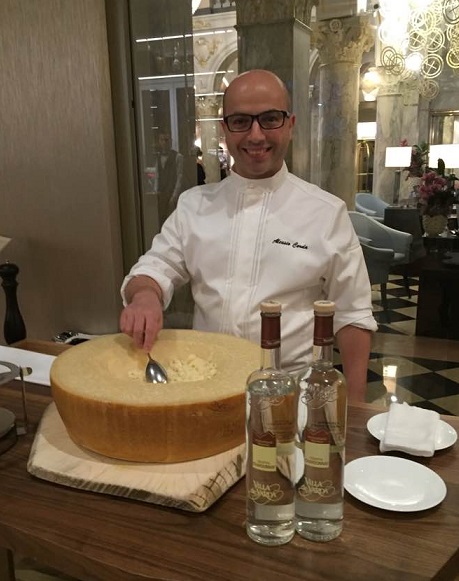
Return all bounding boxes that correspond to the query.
[376,0,459,100]
[361,66,382,100]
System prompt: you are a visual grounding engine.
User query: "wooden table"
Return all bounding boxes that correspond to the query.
[0,382,458,581]
[415,252,459,339]
[423,233,459,254]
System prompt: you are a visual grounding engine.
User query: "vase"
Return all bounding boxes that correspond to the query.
[400,176,421,205]
[422,214,448,237]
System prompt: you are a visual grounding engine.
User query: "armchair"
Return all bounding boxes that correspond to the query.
[383,207,426,297]
[355,193,389,223]
[348,212,413,320]
[360,242,394,322]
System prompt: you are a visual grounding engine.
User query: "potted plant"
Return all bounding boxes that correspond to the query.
[419,161,455,236]
[399,139,429,203]
[402,140,429,179]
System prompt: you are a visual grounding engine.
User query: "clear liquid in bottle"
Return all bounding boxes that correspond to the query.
[295,300,347,542]
[245,301,298,546]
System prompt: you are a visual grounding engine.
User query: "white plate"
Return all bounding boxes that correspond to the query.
[344,456,447,512]
[367,412,458,451]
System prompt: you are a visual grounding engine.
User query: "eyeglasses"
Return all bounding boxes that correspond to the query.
[223,110,291,132]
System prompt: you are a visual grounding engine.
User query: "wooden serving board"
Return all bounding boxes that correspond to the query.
[27,403,246,512]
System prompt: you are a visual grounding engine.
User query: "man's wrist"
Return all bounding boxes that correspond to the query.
[127,276,163,306]
[134,285,162,304]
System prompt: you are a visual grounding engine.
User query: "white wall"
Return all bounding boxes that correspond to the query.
[0,0,124,342]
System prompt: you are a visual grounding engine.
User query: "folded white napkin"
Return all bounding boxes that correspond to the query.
[380,402,439,457]
[0,345,55,386]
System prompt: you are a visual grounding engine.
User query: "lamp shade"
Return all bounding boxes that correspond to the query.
[0,236,11,254]
[428,144,459,170]
[385,146,412,168]
[357,122,377,140]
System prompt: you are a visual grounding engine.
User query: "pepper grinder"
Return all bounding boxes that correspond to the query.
[0,262,26,344]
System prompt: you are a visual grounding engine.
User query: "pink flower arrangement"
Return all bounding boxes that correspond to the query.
[419,171,447,200]
[418,171,453,217]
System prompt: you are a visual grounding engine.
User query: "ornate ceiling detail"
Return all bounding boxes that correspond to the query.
[196,95,221,117]
[236,0,319,27]
[194,35,222,67]
[313,15,375,66]
[377,0,459,99]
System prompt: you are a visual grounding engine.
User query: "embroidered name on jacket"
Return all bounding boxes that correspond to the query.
[272,238,308,250]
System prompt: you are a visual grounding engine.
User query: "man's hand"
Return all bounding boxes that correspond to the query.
[336,325,372,403]
[120,277,164,352]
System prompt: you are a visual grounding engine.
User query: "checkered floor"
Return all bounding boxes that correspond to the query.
[337,275,459,416]
[372,275,419,336]
[363,351,459,416]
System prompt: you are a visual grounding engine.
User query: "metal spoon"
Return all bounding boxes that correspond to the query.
[145,354,168,384]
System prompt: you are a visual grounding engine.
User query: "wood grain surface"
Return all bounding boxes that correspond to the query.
[27,403,245,512]
[0,381,458,581]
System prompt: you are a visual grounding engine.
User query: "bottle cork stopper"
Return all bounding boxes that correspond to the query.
[260,300,282,314]
[313,300,335,314]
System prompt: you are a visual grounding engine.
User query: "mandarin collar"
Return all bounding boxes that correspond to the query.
[228,163,288,194]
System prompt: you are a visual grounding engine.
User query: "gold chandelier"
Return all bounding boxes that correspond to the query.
[377,0,459,99]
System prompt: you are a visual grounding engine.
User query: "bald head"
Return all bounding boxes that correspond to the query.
[220,69,295,179]
[223,70,291,116]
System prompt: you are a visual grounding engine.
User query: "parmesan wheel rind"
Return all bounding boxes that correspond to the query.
[50,331,259,463]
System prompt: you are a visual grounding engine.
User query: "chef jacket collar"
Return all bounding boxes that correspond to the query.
[228,162,288,195]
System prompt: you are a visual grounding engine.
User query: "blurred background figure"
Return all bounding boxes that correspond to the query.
[196,146,206,185]
[156,132,184,224]
[218,145,229,180]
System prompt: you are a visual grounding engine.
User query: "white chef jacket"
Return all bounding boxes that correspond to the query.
[121,163,377,370]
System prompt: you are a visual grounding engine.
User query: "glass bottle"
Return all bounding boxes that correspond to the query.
[245,300,298,546]
[295,300,347,542]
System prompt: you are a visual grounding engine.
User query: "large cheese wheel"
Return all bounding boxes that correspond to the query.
[50,331,259,463]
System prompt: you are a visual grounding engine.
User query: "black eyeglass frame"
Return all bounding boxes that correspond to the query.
[223,109,291,132]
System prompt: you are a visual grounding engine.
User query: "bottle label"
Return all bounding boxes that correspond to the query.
[252,431,276,472]
[304,428,330,468]
[302,382,338,409]
[297,476,338,502]
[246,395,296,506]
[248,435,295,505]
[248,479,286,504]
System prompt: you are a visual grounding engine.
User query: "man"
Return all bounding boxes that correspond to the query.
[120,70,377,401]
[154,132,184,225]
[218,145,229,180]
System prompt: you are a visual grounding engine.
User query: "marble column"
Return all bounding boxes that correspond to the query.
[235,0,318,180]
[372,73,404,203]
[398,82,422,201]
[196,96,221,184]
[314,15,374,208]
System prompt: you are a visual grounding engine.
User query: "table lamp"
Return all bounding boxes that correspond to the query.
[0,236,11,254]
[429,144,459,198]
[428,143,459,184]
[385,146,412,204]
[428,144,459,170]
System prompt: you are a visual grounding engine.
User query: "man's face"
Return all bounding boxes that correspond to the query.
[220,72,295,179]
[158,134,171,153]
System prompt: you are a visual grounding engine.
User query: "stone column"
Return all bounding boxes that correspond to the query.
[314,15,374,208]
[196,96,221,184]
[235,0,318,180]
[418,96,430,147]
[398,82,422,201]
[372,73,404,203]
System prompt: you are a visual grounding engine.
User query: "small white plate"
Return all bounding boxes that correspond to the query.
[367,412,457,451]
[344,456,447,512]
